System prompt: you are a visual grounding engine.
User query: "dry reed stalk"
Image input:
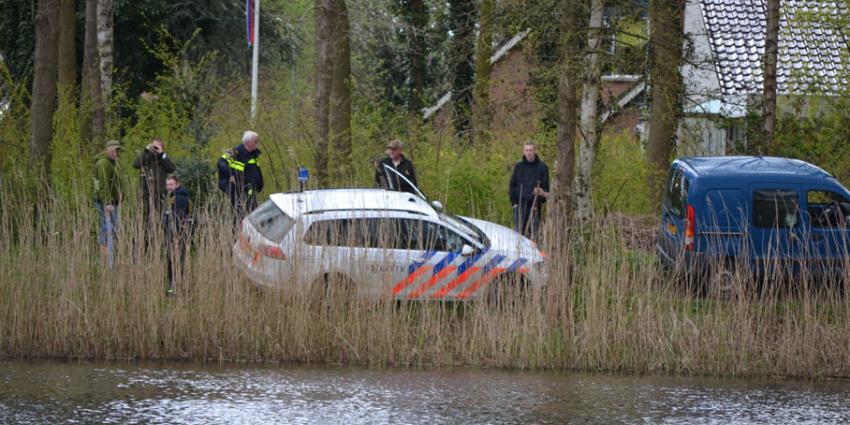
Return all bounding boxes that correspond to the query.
[1,186,850,378]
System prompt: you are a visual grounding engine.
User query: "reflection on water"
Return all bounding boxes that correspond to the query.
[1,360,850,424]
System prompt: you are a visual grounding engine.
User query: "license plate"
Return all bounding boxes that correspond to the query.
[667,222,677,235]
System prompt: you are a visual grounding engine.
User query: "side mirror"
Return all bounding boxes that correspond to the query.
[431,200,444,210]
[461,244,475,257]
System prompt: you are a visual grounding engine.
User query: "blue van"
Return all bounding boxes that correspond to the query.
[656,156,850,290]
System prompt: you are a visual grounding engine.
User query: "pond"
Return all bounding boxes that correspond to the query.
[1,360,849,424]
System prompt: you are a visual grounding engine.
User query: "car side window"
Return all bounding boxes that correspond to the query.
[369,218,405,249]
[806,190,849,228]
[752,189,800,228]
[404,219,465,252]
[303,218,371,247]
[662,168,687,218]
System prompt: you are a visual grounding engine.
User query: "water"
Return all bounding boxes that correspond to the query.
[1,360,850,424]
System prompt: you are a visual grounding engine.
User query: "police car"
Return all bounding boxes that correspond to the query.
[234,171,546,301]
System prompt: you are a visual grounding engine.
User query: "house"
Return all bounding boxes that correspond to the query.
[423,0,848,157]
[422,30,646,139]
[680,0,848,155]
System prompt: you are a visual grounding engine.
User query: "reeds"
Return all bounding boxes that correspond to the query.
[1,187,849,378]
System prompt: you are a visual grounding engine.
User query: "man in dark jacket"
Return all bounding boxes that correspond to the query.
[509,143,550,240]
[164,174,191,295]
[218,130,264,221]
[374,139,419,194]
[132,138,175,226]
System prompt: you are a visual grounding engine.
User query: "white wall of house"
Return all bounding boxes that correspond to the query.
[682,0,723,108]
[678,116,726,156]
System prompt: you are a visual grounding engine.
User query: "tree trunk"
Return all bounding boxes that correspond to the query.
[314,0,334,187]
[762,0,780,154]
[449,0,476,144]
[96,0,113,128]
[31,0,60,174]
[646,0,685,203]
[551,0,581,228]
[329,0,351,183]
[81,0,103,145]
[57,0,76,92]
[573,0,605,228]
[407,0,427,114]
[472,0,493,145]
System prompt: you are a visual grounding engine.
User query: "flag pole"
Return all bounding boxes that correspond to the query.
[250,0,261,124]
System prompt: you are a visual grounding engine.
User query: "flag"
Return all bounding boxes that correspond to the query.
[246,0,255,47]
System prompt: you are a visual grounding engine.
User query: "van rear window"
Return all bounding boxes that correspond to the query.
[247,201,295,242]
[752,190,799,228]
[663,168,688,218]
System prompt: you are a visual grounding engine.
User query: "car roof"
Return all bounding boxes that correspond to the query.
[678,156,833,179]
[269,188,439,219]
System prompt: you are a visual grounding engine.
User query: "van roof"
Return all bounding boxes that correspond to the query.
[269,188,439,219]
[679,156,833,179]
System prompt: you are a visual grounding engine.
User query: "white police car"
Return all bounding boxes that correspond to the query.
[233,188,547,301]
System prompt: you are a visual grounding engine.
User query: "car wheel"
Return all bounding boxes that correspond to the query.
[309,273,356,305]
[485,273,527,308]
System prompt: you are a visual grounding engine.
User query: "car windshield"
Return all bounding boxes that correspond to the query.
[439,212,488,246]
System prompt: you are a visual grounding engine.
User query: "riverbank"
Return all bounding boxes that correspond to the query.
[2,191,849,378]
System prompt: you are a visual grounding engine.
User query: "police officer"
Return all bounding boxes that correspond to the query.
[218,130,264,220]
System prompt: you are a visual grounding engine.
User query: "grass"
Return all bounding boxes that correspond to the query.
[1,185,850,379]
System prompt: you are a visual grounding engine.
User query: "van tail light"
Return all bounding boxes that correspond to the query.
[258,243,287,260]
[685,204,695,251]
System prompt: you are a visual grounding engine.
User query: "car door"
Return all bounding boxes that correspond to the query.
[802,188,850,273]
[748,185,804,273]
[390,218,475,300]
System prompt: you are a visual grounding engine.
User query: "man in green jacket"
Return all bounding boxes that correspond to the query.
[94,140,122,267]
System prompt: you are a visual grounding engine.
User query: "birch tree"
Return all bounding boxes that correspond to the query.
[96,0,113,127]
[762,0,780,153]
[31,0,60,173]
[573,0,605,227]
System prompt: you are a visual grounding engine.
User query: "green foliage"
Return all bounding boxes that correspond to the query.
[113,0,302,99]
[0,62,29,178]
[771,95,850,185]
[0,0,35,83]
[592,130,652,215]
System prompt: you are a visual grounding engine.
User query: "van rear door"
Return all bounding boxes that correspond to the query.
[658,166,688,265]
[748,185,804,272]
[699,189,746,259]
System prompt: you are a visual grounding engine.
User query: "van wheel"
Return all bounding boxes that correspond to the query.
[705,263,739,299]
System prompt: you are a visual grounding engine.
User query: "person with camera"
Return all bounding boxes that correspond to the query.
[132,138,175,227]
[218,130,264,222]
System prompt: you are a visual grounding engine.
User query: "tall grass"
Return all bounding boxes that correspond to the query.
[1,184,849,379]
